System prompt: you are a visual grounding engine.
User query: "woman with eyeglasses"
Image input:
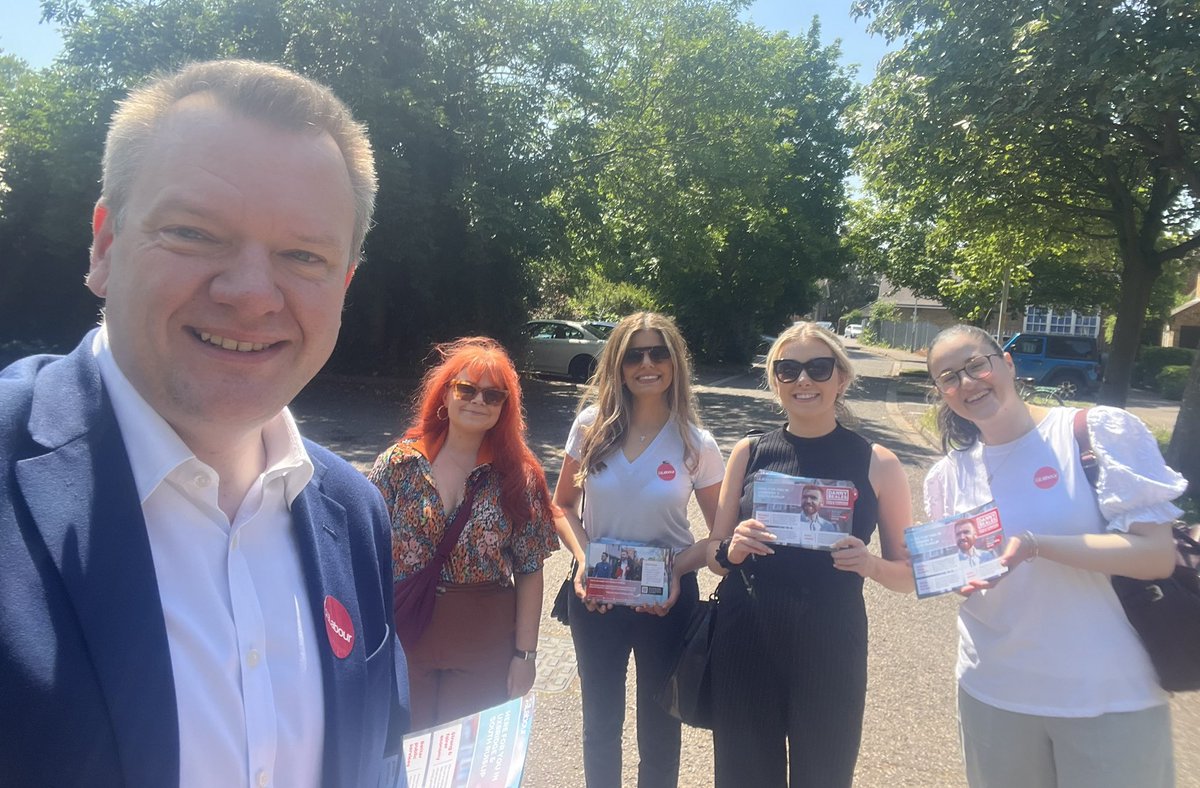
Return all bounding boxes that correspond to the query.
[706,322,914,788]
[553,311,724,788]
[367,337,558,729]
[924,325,1181,788]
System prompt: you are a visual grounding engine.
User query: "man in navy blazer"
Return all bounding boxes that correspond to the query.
[0,61,409,787]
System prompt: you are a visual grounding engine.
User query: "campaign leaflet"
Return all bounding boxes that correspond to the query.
[751,470,858,550]
[905,501,1007,599]
[584,540,672,607]
[402,693,536,788]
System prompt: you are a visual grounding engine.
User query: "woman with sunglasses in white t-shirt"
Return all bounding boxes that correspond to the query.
[705,322,915,788]
[554,312,725,788]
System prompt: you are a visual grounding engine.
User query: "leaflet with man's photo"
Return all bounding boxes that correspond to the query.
[905,501,1007,599]
[403,693,536,788]
[584,540,672,607]
[751,470,858,551]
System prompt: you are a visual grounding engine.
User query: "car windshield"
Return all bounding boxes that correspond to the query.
[583,322,613,340]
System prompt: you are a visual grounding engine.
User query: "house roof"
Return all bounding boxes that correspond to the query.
[875,277,949,310]
[1170,297,1200,319]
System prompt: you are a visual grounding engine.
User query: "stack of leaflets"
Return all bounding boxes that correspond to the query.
[905,501,1007,599]
[583,540,672,607]
[402,694,536,788]
[751,470,858,550]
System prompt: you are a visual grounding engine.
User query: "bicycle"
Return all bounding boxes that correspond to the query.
[1016,377,1066,406]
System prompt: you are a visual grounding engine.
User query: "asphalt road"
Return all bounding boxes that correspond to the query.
[292,345,1199,788]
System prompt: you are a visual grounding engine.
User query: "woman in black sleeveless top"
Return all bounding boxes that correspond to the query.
[706,323,915,788]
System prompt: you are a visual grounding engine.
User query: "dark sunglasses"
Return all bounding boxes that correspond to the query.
[772,357,836,384]
[449,379,509,406]
[622,345,672,366]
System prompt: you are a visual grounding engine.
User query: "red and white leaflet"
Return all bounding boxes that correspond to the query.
[751,470,858,550]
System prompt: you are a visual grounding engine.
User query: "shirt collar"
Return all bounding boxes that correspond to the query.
[411,432,495,468]
[92,325,314,505]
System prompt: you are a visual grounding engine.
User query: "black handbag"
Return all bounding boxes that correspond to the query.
[656,593,717,729]
[1074,409,1200,692]
[549,559,576,625]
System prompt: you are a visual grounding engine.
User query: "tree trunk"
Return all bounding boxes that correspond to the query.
[1098,252,1157,408]
[1167,349,1200,497]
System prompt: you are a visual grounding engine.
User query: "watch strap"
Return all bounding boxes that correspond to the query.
[513,648,537,661]
[714,537,736,570]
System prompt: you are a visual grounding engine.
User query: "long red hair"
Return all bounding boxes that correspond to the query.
[405,337,556,525]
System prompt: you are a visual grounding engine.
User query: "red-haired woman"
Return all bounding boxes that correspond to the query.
[368,337,559,729]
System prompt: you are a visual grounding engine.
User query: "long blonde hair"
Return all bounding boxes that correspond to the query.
[574,312,703,484]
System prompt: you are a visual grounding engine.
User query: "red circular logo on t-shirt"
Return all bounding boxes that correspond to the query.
[324,595,355,659]
[657,461,677,481]
[1033,466,1060,490]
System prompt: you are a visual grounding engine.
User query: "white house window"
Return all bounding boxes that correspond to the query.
[1025,307,1049,333]
[1049,313,1074,334]
[1023,307,1099,337]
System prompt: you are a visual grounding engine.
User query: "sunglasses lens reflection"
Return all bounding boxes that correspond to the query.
[623,346,671,365]
[451,381,507,406]
[773,358,835,383]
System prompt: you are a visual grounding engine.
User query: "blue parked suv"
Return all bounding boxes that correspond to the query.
[1002,333,1102,398]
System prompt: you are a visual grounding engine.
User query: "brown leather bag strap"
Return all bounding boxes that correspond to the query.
[1072,408,1100,488]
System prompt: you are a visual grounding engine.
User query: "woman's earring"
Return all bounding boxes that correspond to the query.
[436,405,448,420]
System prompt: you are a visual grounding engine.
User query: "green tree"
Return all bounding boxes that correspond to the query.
[540,3,858,361]
[852,0,1200,406]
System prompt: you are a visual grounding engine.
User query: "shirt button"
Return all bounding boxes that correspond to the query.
[194,474,211,488]
[231,534,240,550]
[256,769,269,787]
[247,649,260,668]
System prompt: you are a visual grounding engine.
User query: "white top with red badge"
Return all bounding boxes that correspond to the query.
[566,406,725,551]
[924,406,1185,717]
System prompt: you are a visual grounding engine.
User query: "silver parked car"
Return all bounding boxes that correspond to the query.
[521,320,611,381]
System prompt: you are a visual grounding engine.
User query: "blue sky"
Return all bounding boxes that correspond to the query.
[1,0,894,80]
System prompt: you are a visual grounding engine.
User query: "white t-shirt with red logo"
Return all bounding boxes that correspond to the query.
[566,406,725,551]
[924,406,1185,717]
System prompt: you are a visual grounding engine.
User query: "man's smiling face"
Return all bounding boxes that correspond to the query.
[87,96,356,442]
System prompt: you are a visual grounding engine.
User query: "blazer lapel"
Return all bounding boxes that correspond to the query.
[292,466,368,788]
[14,337,179,786]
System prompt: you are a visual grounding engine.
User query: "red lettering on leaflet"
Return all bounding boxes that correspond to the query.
[324,595,355,659]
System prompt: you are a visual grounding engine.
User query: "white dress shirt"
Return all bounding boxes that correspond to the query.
[93,328,324,788]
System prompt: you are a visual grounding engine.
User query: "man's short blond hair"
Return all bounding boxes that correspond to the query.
[101,59,377,261]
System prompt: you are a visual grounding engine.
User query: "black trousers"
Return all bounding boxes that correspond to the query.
[568,572,699,788]
[709,574,868,788]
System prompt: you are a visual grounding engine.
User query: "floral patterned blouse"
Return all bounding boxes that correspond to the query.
[367,440,558,584]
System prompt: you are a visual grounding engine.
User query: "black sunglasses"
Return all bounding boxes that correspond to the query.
[449,379,509,406]
[772,357,836,384]
[622,345,672,366]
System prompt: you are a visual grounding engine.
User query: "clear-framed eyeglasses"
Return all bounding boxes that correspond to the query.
[932,353,1002,394]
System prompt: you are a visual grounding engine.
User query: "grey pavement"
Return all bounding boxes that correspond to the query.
[291,348,1199,788]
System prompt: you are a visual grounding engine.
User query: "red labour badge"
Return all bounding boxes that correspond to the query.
[657,461,677,481]
[324,595,355,659]
[1033,466,1060,490]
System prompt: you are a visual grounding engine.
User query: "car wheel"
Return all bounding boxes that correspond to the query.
[1047,370,1084,400]
[569,355,597,383]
